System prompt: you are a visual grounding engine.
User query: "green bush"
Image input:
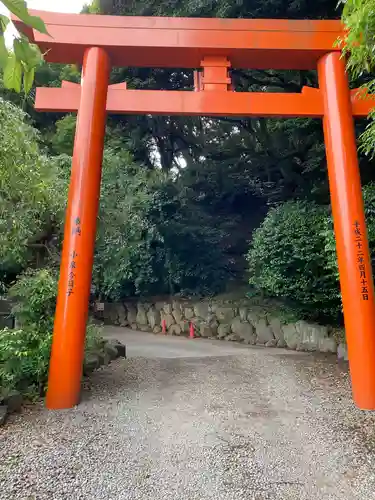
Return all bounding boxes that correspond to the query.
[247,200,341,321]
[0,327,52,397]
[9,268,57,330]
[0,324,104,397]
[0,268,103,397]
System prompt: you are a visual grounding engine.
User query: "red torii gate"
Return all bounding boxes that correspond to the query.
[14,11,375,410]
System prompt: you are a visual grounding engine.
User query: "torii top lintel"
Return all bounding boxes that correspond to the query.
[14,10,344,70]
[13,11,375,118]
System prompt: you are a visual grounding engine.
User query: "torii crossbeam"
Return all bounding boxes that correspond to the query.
[14,10,375,410]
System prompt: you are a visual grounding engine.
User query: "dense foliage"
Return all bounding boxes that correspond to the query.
[0,326,52,396]
[248,184,375,321]
[341,0,375,158]
[0,99,65,287]
[46,114,237,298]
[94,148,232,298]
[247,201,340,320]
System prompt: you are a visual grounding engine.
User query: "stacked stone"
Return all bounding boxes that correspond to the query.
[98,300,339,354]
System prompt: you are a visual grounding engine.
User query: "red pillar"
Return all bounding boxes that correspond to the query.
[46,47,110,409]
[318,52,375,409]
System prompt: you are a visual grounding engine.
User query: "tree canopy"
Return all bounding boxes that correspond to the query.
[99,0,339,19]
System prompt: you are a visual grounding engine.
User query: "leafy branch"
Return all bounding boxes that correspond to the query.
[340,0,375,157]
[0,0,49,93]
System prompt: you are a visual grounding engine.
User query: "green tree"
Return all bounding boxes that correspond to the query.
[93,146,234,299]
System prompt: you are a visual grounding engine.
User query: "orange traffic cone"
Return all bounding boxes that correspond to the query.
[189,322,195,339]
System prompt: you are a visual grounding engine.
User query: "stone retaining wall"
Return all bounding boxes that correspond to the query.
[95,298,347,358]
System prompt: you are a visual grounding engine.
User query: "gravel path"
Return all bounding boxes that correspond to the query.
[1,328,375,499]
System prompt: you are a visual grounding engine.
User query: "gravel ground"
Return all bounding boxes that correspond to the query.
[1,329,375,499]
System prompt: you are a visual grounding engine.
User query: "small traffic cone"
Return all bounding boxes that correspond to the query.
[162,319,167,334]
[189,322,195,339]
